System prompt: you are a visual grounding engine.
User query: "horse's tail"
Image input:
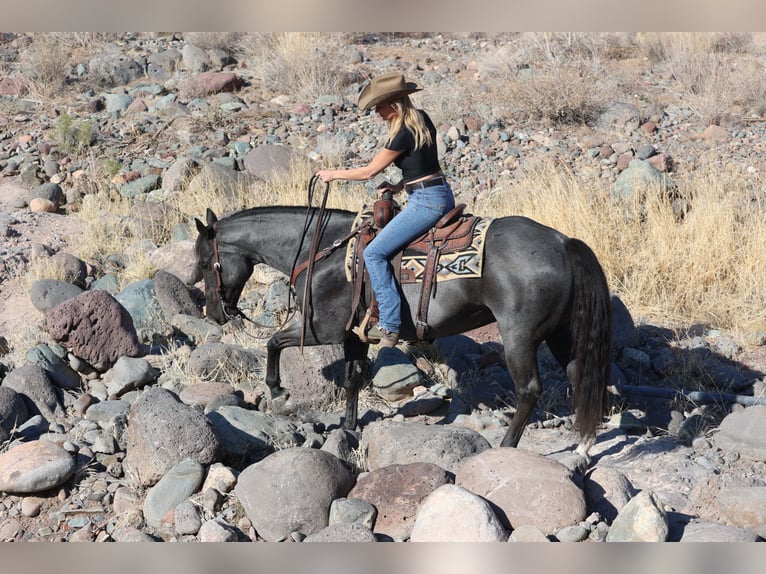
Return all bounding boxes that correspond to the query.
[565,238,611,443]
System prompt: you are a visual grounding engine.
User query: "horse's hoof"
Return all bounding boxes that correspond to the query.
[266,387,290,412]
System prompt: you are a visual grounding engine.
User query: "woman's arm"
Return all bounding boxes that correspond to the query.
[316,148,401,183]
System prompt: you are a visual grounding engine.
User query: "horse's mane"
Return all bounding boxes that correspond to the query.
[221,204,354,223]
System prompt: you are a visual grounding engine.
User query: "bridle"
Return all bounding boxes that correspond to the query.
[210,223,259,325]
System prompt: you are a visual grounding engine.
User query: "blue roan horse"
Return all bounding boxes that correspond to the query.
[195,205,612,459]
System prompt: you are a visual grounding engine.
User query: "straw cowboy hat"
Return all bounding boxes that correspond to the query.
[357,73,423,110]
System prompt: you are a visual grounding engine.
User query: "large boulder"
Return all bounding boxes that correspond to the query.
[235,448,355,541]
[46,289,142,372]
[124,388,222,487]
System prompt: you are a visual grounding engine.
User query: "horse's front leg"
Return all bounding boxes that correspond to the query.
[264,336,289,404]
[341,338,370,429]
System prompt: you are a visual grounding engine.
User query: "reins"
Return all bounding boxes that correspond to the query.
[295,174,330,351]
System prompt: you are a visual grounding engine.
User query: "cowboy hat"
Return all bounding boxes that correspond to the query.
[357,73,423,110]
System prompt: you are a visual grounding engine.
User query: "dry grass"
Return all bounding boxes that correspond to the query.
[475,33,625,126]
[238,33,348,101]
[636,32,766,124]
[484,158,766,336]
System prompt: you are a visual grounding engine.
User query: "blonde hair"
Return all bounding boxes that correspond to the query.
[385,96,433,150]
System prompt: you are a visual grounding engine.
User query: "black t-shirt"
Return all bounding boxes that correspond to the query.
[385,110,441,182]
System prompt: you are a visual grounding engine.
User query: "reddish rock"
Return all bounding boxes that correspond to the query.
[182,71,244,98]
[46,289,142,371]
[646,153,673,172]
[348,462,452,541]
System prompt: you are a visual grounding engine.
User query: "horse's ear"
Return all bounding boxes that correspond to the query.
[206,208,218,227]
[194,217,209,239]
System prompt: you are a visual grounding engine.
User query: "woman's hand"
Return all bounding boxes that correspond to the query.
[316,169,335,183]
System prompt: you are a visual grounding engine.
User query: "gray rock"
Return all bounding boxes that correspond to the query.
[124,387,222,487]
[509,524,550,542]
[186,342,264,384]
[104,356,158,398]
[143,458,205,527]
[49,252,88,288]
[174,499,202,535]
[680,520,761,542]
[89,47,145,86]
[243,144,308,183]
[26,343,82,390]
[207,406,302,465]
[303,523,377,542]
[278,345,345,410]
[0,386,29,442]
[170,314,222,344]
[28,182,65,207]
[115,278,165,339]
[361,419,491,474]
[2,364,65,421]
[149,243,202,287]
[235,447,355,541]
[606,489,668,542]
[713,405,766,461]
[162,157,198,192]
[329,497,377,530]
[29,279,84,313]
[584,466,637,522]
[120,174,161,198]
[320,429,360,468]
[371,347,423,401]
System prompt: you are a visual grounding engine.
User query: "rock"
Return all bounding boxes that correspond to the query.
[712,405,766,461]
[207,406,302,465]
[509,524,550,542]
[456,447,587,534]
[0,440,75,493]
[124,387,222,487]
[680,520,761,542]
[115,278,165,339]
[243,144,309,183]
[29,279,84,314]
[46,289,142,371]
[328,497,377,529]
[2,363,65,421]
[715,486,766,539]
[186,342,264,384]
[149,245,203,288]
[361,419,491,474]
[103,356,159,398]
[606,489,669,542]
[409,483,508,542]
[347,462,452,541]
[198,518,239,542]
[143,458,205,527]
[235,447,355,541]
[303,523,377,542]
[371,347,423,401]
[584,466,637,522]
[0,386,29,442]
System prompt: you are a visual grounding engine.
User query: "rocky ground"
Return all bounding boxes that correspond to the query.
[1,33,766,542]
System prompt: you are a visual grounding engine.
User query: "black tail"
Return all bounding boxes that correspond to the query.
[565,238,611,441]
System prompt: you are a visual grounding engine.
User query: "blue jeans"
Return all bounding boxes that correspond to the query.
[364,182,455,333]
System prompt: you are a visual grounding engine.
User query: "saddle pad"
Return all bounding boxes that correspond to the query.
[344,209,493,283]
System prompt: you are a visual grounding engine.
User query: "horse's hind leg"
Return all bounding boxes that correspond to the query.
[341,338,370,430]
[500,339,543,448]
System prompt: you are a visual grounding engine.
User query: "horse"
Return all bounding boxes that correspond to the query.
[194,204,612,461]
